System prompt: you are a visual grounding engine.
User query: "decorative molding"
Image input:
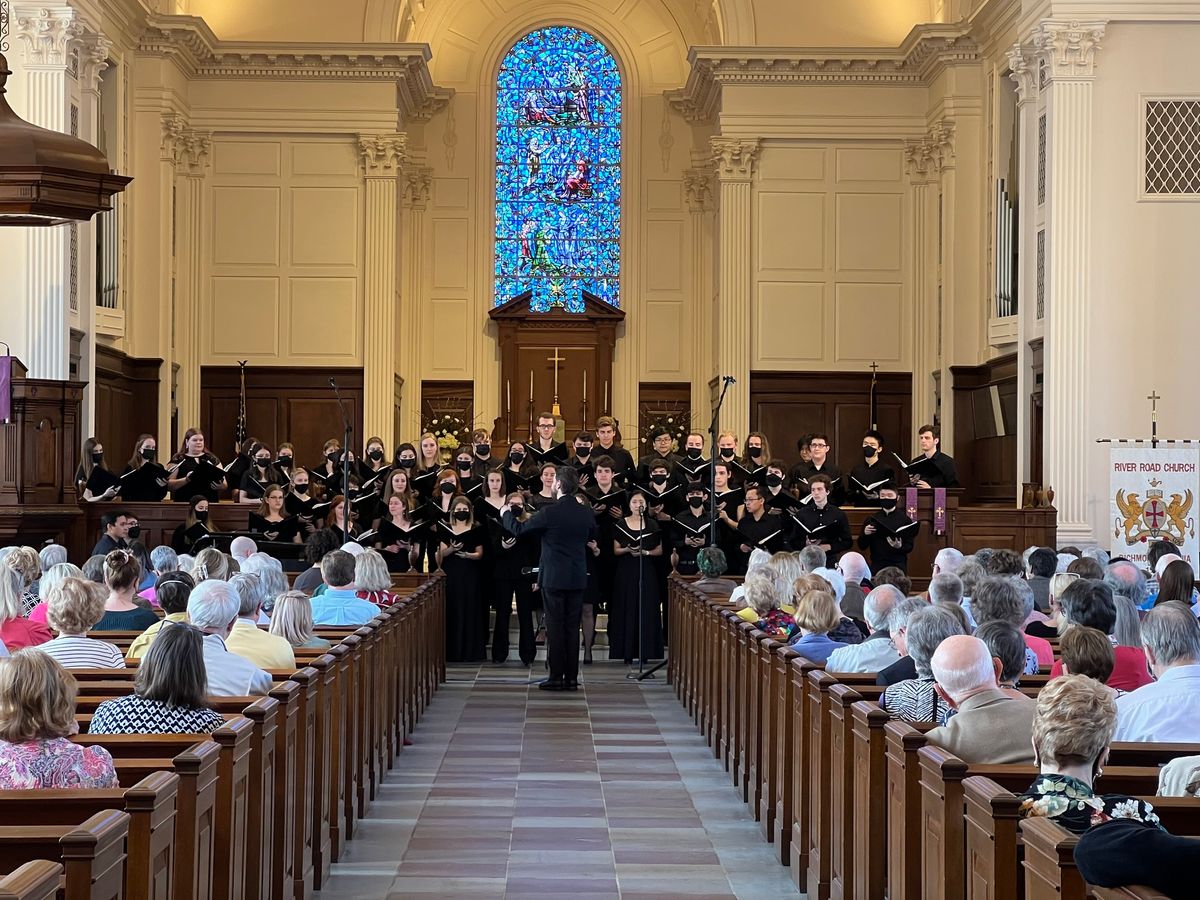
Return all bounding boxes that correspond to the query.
[358,133,407,176]
[683,167,714,212]
[668,24,981,124]
[12,5,85,67]
[442,97,457,170]
[659,104,674,174]
[1006,42,1039,104]
[137,14,453,121]
[160,113,210,174]
[1031,20,1106,80]
[76,32,112,92]
[710,137,759,182]
[402,166,432,210]
[905,120,956,179]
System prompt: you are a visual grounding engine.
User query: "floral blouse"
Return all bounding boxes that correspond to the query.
[757,609,797,641]
[1018,773,1163,835]
[0,737,118,789]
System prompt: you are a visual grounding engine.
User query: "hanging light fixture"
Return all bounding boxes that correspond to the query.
[0,6,131,226]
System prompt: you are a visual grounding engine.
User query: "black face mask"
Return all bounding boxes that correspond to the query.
[748,446,763,460]
[720,447,735,459]
[880,500,898,513]
[510,452,526,465]
[276,456,292,468]
[650,473,668,485]
[453,509,470,521]
[397,457,416,469]
[456,460,472,472]
[686,447,702,460]
[863,445,877,460]
[127,525,141,540]
[575,448,591,459]
[368,449,384,462]
[326,452,340,464]
[688,496,705,510]
[510,503,525,514]
[475,444,490,457]
[92,451,104,463]
[765,473,783,488]
[195,510,209,523]
[439,482,455,495]
[294,483,309,495]
[141,448,156,461]
[255,458,271,468]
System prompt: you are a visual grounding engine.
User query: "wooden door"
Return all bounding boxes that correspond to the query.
[514,344,597,442]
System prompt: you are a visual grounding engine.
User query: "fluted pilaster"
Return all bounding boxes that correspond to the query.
[710,137,759,441]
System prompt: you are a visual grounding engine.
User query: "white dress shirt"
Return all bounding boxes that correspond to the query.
[826,632,899,674]
[202,633,273,697]
[1113,663,1200,743]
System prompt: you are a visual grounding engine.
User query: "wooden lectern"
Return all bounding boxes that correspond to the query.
[489,291,624,445]
[0,358,87,543]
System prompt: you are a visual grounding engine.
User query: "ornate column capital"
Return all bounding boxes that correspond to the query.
[358,134,408,176]
[12,6,86,67]
[683,167,714,212]
[905,120,955,181]
[161,113,210,174]
[1031,20,1106,81]
[76,32,112,92]
[402,167,432,210]
[710,137,760,183]
[1006,42,1039,105]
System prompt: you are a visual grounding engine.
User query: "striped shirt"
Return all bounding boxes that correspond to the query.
[881,675,951,724]
[35,635,127,669]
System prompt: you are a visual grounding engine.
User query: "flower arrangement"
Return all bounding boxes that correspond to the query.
[425,414,469,452]
[640,409,692,453]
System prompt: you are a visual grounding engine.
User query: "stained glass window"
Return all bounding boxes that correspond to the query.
[495,26,621,312]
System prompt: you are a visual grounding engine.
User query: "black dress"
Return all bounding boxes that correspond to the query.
[440,524,486,662]
[486,514,538,664]
[587,487,626,612]
[169,454,226,503]
[608,520,664,662]
[247,513,301,544]
[671,510,713,576]
[119,462,170,502]
[375,518,425,572]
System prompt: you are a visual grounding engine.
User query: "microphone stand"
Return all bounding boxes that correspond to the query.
[627,506,647,680]
[708,375,736,545]
[330,378,353,544]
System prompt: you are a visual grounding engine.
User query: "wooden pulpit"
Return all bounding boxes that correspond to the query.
[489,291,624,445]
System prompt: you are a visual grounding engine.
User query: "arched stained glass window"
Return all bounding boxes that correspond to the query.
[494,26,621,312]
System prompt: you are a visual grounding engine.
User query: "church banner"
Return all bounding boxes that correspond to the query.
[1110,443,1199,574]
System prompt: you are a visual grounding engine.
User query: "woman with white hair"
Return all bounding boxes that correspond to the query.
[139,545,180,606]
[5,547,41,616]
[190,547,234,583]
[738,571,796,640]
[354,550,396,607]
[812,567,867,645]
[26,563,84,625]
[239,554,288,616]
[269,591,331,651]
[36,577,125,669]
[0,567,51,650]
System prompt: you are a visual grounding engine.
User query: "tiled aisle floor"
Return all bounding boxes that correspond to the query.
[314,663,801,899]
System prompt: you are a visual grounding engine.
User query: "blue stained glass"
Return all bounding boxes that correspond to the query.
[494,26,621,312]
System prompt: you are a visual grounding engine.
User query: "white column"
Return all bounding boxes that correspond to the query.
[398,164,431,438]
[684,162,715,438]
[11,5,85,379]
[1034,20,1106,544]
[710,137,759,441]
[905,140,937,446]
[358,135,407,443]
[931,121,958,455]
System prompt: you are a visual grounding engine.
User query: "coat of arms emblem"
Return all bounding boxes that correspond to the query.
[1115,478,1195,545]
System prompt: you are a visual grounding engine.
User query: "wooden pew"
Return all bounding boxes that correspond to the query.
[0,860,62,900]
[0,809,128,900]
[851,699,891,900]
[766,643,801,864]
[0,773,176,900]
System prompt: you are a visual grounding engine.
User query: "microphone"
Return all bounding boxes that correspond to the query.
[329,377,337,389]
[723,375,737,385]
[520,566,540,576]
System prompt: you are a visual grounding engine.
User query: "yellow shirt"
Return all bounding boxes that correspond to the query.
[127,612,189,660]
[225,619,296,671]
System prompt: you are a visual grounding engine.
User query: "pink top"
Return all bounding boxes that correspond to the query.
[0,737,118,789]
[0,617,52,650]
[137,587,159,607]
[1025,633,1055,667]
[27,602,48,625]
[1049,645,1154,692]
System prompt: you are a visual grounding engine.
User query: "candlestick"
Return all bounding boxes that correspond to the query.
[583,370,587,403]
[506,379,511,416]
[604,380,609,414]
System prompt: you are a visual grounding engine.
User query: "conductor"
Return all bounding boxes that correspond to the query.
[502,465,597,691]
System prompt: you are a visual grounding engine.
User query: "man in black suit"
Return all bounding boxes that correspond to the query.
[92,509,131,556]
[502,465,597,691]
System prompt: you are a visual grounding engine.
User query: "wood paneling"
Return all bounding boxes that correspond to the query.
[951,353,1018,504]
[200,367,363,469]
[94,345,162,466]
[749,371,912,474]
[638,382,693,447]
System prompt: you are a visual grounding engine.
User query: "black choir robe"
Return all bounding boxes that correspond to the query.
[791,501,852,563]
[846,458,897,506]
[736,509,791,555]
[857,507,918,572]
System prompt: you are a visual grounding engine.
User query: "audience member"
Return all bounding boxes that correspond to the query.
[1019,675,1160,832]
[269,591,331,651]
[1111,593,1144,650]
[926,634,1035,764]
[1026,547,1057,611]
[239,554,288,616]
[881,604,965,722]
[138,545,180,605]
[295,529,341,595]
[91,510,130,556]
[1026,572,1079,639]
[230,535,258,563]
[932,547,965,578]
[1075,820,1200,899]
[191,547,234,583]
[872,566,911,597]
[225,573,295,670]
[1105,559,1149,611]
[692,548,738,597]
[789,590,847,664]
[1058,626,1116,687]
[971,576,1051,669]
[957,559,985,602]
[129,541,155,592]
[1154,558,1197,609]
[1066,556,1105,581]
[0,567,51,650]
[89,624,225,734]
[982,548,1024,578]
[128,572,194,660]
[797,544,826,574]
[738,571,796,639]
[36,577,125,669]
[811,567,866,644]
[835,552,871,620]
[35,544,68,593]
[1113,602,1200,742]
[827,585,902,673]
[1012,575,1049,630]
[93,549,158,632]
[310,551,379,626]
[81,554,106,584]
[876,598,926,685]
[0,650,117,788]
[4,547,41,615]
[25,562,82,625]
[187,580,272,696]
[1052,579,1152,691]
[355,550,398,606]
[974,621,1028,699]
[1082,547,1110,568]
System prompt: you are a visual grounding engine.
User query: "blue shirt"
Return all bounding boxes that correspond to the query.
[309,588,379,627]
[789,632,847,665]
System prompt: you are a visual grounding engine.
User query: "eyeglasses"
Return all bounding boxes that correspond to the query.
[810,442,828,449]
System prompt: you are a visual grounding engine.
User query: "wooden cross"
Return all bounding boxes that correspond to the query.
[869,361,879,377]
[547,347,566,416]
[1148,390,1161,448]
